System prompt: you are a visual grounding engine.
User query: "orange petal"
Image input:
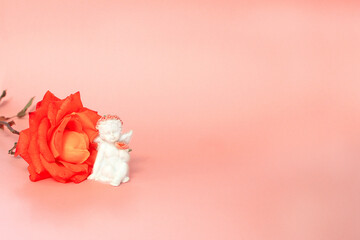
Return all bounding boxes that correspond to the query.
[65,118,84,133]
[49,115,72,158]
[70,173,89,183]
[76,109,101,142]
[27,126,46,175]
[55,92,83,123]
[86,144,98,166]
[39,155,74,183]
[47,101,63,127]
[38,118,56,163]
[59,161,88,173]
[28,164,51,182]
[59,130,90,164]
[15,128,30,158]
[22,109,50,176]
[36,91,61,110]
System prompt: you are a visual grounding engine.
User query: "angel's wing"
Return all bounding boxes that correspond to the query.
[119,130,133,144]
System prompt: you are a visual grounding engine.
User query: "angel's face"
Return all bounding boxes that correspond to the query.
[98,120,122,143]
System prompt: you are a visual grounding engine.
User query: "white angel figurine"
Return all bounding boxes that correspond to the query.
[88,115,133,186]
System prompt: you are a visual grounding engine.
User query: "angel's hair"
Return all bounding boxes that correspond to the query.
[96,115,123,130]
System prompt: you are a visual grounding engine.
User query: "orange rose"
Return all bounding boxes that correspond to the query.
[15,91,101,183]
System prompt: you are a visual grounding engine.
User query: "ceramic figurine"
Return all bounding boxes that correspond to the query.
[88,115,133,186]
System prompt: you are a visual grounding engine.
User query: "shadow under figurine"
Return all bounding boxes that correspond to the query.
[88,115,133,186]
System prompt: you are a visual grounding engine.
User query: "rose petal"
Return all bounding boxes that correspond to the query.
[49,115,72,158]
[59,161,88,173]
[17,104,53,179]
[59,130,90,164]
[76,109,101,142]
[47,101,63,128]
[38,118,56,163]
[36,91,61,110]
[86,143,98,166]
[26,112,48,174]
[55,92,83,123]
[39,155,75,183]
[70,173,89,183]
[15,128,30,160]
[65,118,84,133]
[49,114,88,158]
[28,164,51,182]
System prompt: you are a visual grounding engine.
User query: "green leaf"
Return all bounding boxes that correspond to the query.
[0,90,6,101]
[17,97,35,118]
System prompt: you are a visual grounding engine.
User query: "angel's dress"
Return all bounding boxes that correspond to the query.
[92,142,130,186]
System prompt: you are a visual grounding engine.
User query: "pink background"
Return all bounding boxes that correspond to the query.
[1,1,360,239]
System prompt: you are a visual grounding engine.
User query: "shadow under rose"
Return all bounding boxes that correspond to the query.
[14,155,149,224]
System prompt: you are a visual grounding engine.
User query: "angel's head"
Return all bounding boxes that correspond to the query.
[96,115,123,143]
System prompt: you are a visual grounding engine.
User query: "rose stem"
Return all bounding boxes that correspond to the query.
[0,121,20,135]
[8,142,17,155]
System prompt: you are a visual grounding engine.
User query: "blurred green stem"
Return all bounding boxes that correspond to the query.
[0,121,20,135]
[8,142,17,155]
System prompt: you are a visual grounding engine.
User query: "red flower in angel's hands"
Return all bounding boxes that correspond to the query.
[115,142,129,150]
[15,91,101,183]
